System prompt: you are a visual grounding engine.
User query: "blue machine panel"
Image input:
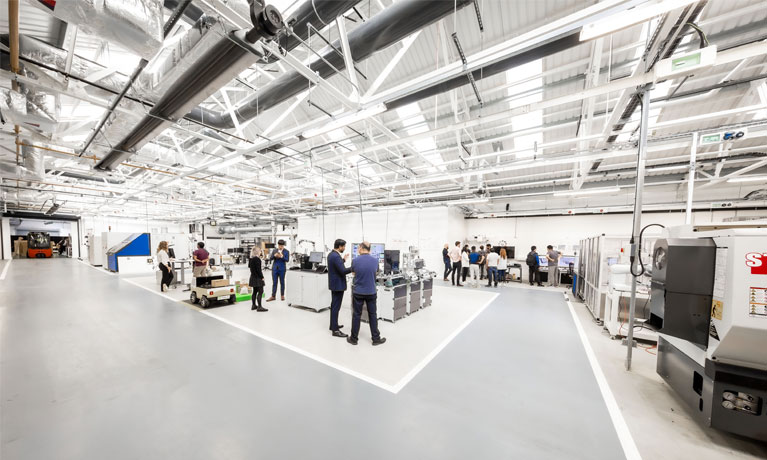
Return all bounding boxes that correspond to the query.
[106,233,151,272]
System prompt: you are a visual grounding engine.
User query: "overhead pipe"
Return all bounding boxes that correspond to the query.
[186,0,476,129]
[94,1,285,171]
[8,0,20,165]
[78,0,196,158]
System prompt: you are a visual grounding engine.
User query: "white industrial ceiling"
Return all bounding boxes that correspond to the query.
[1,0,766,223]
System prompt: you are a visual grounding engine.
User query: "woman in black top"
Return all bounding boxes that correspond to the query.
[249,247,267,312]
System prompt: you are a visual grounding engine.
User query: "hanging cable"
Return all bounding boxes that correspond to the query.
[356,161,365,240]
[630,223,665,277]
[685,22,709,49]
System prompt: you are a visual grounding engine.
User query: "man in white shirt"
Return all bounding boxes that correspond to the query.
[486,248,500,287]
[448,241,463,287]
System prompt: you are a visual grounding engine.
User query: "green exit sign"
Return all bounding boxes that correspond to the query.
[671,52,701,71]
[701,133,721,144]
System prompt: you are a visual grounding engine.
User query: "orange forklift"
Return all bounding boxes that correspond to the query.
[27,232,53,258]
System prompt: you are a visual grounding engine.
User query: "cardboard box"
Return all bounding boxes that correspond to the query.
[211,279,229,288]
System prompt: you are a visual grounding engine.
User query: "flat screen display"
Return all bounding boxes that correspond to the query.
[538,255,549,266]
[352,243,385,260]
[308,251,323,264]
[558,256,576,267]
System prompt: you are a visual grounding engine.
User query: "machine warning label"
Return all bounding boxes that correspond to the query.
[711,300,723,320]
[748,287,767,318]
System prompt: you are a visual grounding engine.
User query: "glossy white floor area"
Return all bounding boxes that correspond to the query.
[117,264,498,392]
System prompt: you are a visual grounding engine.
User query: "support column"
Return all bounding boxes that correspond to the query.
[685,132,698,224]
[625,88,650,371]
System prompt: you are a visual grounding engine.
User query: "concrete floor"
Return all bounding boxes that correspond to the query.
[1,258,626,459]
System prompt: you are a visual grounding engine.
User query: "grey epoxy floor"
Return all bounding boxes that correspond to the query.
[1,259,625,459]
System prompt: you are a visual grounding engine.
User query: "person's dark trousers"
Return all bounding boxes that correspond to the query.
[252,287,264,309]
[480,263,485,280]
[272,267,285,296]
[462,266,469,282]
[443,259,451,279]
[159,264,173,288]
[351,293,381,340]
[330,290,345,331]
[487,267,497,287]
[529,266,541,285]
[451,261,462,285]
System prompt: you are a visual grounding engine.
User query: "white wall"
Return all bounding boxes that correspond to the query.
[1,217,10,260]
[465,208,767,261]
[297,207,452,271]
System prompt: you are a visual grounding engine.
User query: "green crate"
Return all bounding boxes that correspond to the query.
[235,293,252,302]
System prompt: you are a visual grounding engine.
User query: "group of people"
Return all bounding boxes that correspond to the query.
[442,242,509,288]
[156,238,386,346]
[525,245,562,287]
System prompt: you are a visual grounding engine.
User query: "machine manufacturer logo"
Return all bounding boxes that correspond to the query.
[745,253,767,275]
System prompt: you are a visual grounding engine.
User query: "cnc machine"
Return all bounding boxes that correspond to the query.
[649,226,767,441]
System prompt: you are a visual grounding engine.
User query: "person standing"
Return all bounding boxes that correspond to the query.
[469,246,481,288]
[157,241,173,292]
[461,247,470,283]
[526,246,543,286]
[347,242,386,346]
[266,239,290,302]
[497,248,508,283]
[192,242,210,278]
[442,244,451,281]
[448,241,463,286]
[546,245,561,287]
[249,247,267,312]
[327,239,351,338]
[486,247,500,287]
[478,245,486,280]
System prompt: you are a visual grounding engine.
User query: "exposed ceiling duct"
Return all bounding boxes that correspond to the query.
[185,0,477,130]
[27,0,165,60]
[92,0,287,171]
[217,225,273,234]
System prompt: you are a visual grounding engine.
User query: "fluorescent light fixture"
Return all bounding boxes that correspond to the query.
[650,165,688,172]
[553,186,620,197]
[302,104,387,139]
[727,175,767,184]
[579,0,697,41]
[209,155,246,171]
[449,197,490,205]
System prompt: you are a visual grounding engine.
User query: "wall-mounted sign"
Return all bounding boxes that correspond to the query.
[700,128,748,146]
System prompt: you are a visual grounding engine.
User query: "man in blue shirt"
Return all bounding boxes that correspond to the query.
[348,241,386,346]
[327,238,351,338]
[266,239,290,302]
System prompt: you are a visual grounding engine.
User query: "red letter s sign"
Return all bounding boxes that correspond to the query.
[746,253,767,275]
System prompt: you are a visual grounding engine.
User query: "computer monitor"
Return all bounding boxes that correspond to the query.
[352,243,385,260]
[371,243,385,260]
[414,259,424,270]
[308,251,323,264]
[265,243,275,249]
[168,247,176,259]
[538,255,549,266]
[384,250,400,274]
[559,256,576,268]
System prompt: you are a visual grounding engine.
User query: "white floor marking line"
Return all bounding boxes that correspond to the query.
[0,260,11,281]
[390,292,499,393]
[565,295,643,460]
[200,309,398,393]
[76,258,116,276]
[123,277,182,302]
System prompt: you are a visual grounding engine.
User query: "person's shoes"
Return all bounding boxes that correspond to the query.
[257,307,268,312]
[251,305,256,310]
[347,336,358,345]
[452,283,455,286]
[332,330,348,338]
[266,296,276,302]
[338,325,344,329]
[281,296,285,301]
[457,284,463,287]
[537,284,543,287]
[443,278,448,281]
[372,337,387,346]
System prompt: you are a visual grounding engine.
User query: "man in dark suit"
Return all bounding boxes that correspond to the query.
[327,239,352,338]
